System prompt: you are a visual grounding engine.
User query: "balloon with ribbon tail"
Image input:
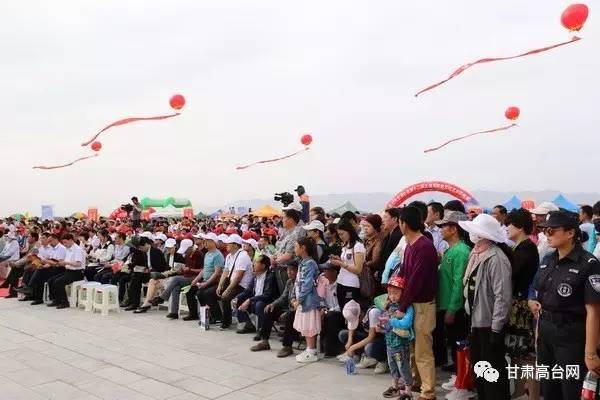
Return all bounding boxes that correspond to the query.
[80,94,186,146]
[424,107,520,153]
[91,141,102,152]
[236,134,313,170]
[415,4,589,97]
[33,154,100,170]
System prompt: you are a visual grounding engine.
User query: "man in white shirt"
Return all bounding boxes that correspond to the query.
[425,202,449,256]
[214,234,253,330]
[14,231,52,300]
[531,202,559,262]
[47,233,86,309]
[492,204,514,247]
[2,232,40,297]
[0,232,21,279]
[29,233,67,305]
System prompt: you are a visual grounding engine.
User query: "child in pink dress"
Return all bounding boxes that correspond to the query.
[292,237,323,363]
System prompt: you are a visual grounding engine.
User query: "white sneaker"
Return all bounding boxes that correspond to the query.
[374,362,389,374]
[356,356,378,369]
[296,350,318,363]
[445,389,476,400]
[441,374,457,391]
[336,353,351,363]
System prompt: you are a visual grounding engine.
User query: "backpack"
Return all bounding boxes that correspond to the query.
[316,274,328,299]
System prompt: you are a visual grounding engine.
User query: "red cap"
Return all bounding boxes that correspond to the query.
[387,276,407,290]
[242,231,253,240]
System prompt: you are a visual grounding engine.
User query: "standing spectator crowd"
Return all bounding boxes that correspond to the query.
[1,197,600,400]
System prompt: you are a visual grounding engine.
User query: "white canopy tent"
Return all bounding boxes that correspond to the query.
[150,205,185,219]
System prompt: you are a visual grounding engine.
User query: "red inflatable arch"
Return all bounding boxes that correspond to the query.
[387,181,478,209]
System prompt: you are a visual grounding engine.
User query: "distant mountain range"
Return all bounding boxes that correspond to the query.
[203,191,600,214]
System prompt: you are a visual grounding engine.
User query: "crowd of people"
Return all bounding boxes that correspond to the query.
[1,196,600,400]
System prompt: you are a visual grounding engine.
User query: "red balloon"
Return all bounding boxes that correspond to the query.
[505,106,520,121]
[169,94,186,110]
[91,141,102,152]
[561,4,589,32]
[301,134,313,146]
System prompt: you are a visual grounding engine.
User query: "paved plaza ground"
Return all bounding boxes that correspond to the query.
[0,298,451,400]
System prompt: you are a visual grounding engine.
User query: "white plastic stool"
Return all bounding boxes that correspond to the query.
[69,280,87,308]
[140,283,148,304]
[43,282,50,303]
[249,314,259,329]
[78,282,102,311]
[178,293,189,318]
[92,285,120,316]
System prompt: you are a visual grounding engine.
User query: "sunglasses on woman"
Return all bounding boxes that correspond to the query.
[544,227,565,236]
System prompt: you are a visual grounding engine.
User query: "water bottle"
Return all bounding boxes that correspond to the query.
[346,357,356,375]
[581,371,598,400]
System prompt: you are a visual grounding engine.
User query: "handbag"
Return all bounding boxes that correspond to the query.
[356,246,376,298]
[221,250,242,291]
[455,344,475,390]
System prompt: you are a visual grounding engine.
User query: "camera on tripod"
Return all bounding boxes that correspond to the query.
[120,204,134,213]
[274,192,294,207]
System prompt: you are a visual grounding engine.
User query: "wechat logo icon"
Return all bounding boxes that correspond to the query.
[474,361,499,383]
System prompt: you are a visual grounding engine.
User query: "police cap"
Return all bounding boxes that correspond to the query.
[539,210,579,229]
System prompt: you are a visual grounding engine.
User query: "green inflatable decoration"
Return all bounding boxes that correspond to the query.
[139,197,192,210]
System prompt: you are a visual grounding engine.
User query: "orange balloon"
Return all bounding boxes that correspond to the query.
[505,106,520,121]
[91,141,102,152]
[169,94,186,110]
[561,4,589,32]
[301,134,313,146]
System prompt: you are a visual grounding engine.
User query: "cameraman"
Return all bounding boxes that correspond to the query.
[130,197,142,230]
[271,205,306,293]
[295,186,310,224]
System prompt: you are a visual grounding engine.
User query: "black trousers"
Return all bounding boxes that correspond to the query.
[236,299,267,329]
[126,272,149,307]
[112,272,131,302]
[197,284,222,320]
[470,328,510,400]
[260,307,298,347]
[336,283,361,311]
[5,264,25,288]
[321,310,346,356]
[94,269,113,284]
[184,285,200,318]
[433,309,469,368]
[22,267,35,287]
[30,267,65,301]
[186,284,219,320]
[52,270,84,304]
[219,286,244,326]
[84,267,99,281]
[537,317,585,400]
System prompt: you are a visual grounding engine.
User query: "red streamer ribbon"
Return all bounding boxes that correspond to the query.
[33,154,99,170]
[236,148,309,170]
[424,123,517,153]
[81,113,180,146]
[415,36,581,97]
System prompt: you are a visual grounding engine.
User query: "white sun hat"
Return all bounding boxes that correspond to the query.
[458,214,507,243]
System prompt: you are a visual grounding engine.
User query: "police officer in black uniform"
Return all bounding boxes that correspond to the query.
[529,211,600,400]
